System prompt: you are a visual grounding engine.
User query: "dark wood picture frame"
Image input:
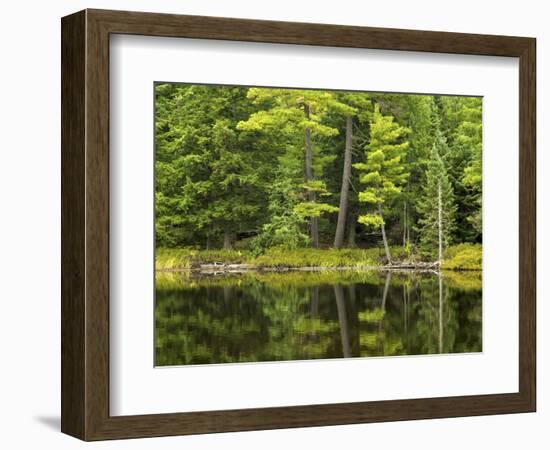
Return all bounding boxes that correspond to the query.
[61,9,536,441]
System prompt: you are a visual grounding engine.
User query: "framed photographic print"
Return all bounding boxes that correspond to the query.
[61,9,536,440]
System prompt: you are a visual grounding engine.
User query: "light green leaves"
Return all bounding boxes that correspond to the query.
[358,190,380,204]
[357,213,385,228]
[294,202,339,219]
[355,103,410,230]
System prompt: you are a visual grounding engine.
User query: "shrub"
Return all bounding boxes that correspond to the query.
[441,243,482,271]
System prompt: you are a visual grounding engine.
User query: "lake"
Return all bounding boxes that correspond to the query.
[155,270,482,366]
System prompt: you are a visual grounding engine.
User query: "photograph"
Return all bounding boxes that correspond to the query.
[154,83,483,366]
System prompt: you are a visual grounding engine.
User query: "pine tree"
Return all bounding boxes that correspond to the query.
[155,84,482,257]
[458,99,483,239]
[416,129,457,261]
[354,104,410,263]
[439,96,482,241]
[154,84,267,248]
[332,92,370,249]
[237,88,353,247]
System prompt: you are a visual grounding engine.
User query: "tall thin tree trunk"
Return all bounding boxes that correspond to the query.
[438,181,443,264]
[223,226,233,250]
[402,201,407,247]
[334,285,351,358]
[223,286,233,303]
[377,272,392,351]
[405,282,410,351]
[378,203,392,264]
[334,116,353,248]
[206,235,212,250]
[403,283,409,349]
[381,271,391,310]
[310,286,319,318]
[348,283,357,315]
[438,273,443,353]
[304,104,319,248]
[347,213,357,248]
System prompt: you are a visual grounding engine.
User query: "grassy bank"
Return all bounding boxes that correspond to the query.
[440,243,482,271]
[156,243,481,271]
[156,247,378,270]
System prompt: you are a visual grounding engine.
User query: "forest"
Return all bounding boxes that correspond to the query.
[154,83,482,270]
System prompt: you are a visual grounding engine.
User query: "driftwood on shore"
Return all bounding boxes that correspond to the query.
[383,261,440,270]
[158,261,441,274]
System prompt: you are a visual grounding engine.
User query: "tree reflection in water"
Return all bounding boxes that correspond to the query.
[155,270,482,366]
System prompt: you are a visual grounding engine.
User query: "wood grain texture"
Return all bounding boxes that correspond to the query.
[518,39,536,409]
[61,9,536,441]
[61,10,86,439]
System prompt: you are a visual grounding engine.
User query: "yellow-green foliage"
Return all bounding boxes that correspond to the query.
[156,247,378,270]
[156,269,482,292]
[253,247,377,268]
[442,270,482,291]
[156,248,253,270]
[358,308,386,323]
[442,243,482,271]
[155,270,384,291]
[156,244,481,271]
[293,317,338,334]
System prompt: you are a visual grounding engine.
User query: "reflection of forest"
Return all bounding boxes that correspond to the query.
[155,270,482,366]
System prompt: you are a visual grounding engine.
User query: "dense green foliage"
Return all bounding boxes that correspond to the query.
[155,84,482,261]
[416,130,457,258]
[441,243,483,271]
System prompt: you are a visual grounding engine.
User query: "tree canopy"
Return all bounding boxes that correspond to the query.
[155,83,482,260]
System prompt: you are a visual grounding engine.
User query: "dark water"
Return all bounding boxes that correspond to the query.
[155,270,482,366]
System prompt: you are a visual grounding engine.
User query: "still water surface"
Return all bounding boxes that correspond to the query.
[155,270,482,366]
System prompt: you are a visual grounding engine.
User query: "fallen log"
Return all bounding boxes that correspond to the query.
[383,261,440,270]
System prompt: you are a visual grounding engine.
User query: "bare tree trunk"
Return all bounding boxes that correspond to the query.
[405,282,410,350]
[347,283,357,318]
[402,283,409,347]
[206,235,212,250]
[223,286,233,303]
[334,116,353,248]
[304,104,319,248]
[438,181,443,264]
[381,271,391,310]
[378,203,392,264]
[334,285,351,358]
[347,214,357,248]
[402,201,407,247]
[223,227,233,250]
[377,272,392,351]
[348,283,357,315]
[438,273,443,353]
[310,286,319,318]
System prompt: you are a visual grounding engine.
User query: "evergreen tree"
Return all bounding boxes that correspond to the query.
[237,88,353,247]
[155,84,268,248]
[354,104,410,263]
[250,164,310,253]
[329,92,371,248]
[439,96,482,242]
[458,99,483,239]
[155,84,482,258]
[416,130,457,261]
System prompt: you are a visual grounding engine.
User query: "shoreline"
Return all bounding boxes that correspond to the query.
[156,262,478,274]
[156,244,482,272]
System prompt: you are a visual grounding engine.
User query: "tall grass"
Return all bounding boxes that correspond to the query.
[156,243,482,271]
